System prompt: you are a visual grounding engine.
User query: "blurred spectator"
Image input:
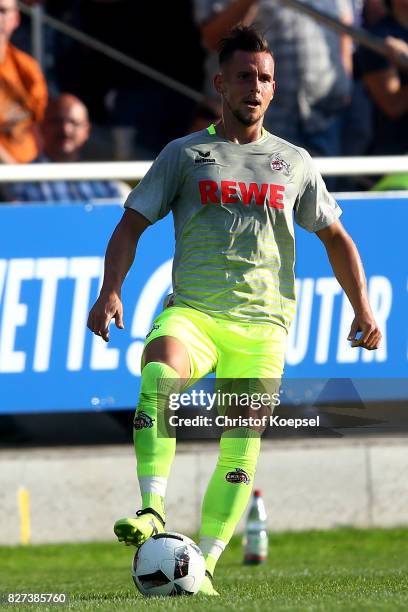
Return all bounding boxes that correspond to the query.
[52,0,206,159]
[348,1,388,27]
[362,0,388,25]
[0,94,130,202]
[194,0,353,158]
[357,0,408,155]
[0,0,47,162]
[340,0,386,162]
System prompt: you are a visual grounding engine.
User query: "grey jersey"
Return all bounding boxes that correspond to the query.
[125,126,341,329]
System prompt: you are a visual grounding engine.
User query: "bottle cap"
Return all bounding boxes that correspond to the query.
[254,489,262,497]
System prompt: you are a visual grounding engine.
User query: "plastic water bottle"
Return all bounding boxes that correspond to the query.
[243,489,268,564]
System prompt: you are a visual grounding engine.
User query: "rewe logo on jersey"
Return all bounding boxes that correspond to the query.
[198,179,285,209]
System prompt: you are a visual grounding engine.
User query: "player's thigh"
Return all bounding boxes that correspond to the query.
[215,322,287,429]
[141,306,218,383]
[215,321,287,378]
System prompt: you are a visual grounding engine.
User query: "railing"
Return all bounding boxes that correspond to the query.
[0,157,406,182]
[18,0,408,102]
[12,3,407,185]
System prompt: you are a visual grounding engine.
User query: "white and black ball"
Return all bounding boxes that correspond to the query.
[132,532,206,597]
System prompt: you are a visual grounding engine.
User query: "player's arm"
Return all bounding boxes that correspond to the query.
[87,209,150,342]
[88,138,180,340]
[315,220,381,350]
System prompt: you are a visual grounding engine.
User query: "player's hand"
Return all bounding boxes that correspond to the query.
[347,313,381,350]
[384,36,408,67]
[87,291,124,342]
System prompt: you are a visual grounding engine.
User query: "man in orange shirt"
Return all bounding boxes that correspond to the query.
[0,0,47,163]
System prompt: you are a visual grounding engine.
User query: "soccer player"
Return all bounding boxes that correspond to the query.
[87,26,381,595]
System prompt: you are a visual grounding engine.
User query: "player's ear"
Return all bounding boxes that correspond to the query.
[214,73,224,96]
[271,80,276,99]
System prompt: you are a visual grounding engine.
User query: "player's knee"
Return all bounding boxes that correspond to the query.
[140,361,181,392]
[141,359,181,379]
[142,337,190,378]
[141,360,176,378]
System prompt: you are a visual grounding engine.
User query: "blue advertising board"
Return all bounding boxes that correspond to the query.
[0,194,407,414]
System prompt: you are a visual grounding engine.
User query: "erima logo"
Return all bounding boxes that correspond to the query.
[225,468,250,484]
[133,411,154,430]
[146,323,160,338]
[194,149,216,164]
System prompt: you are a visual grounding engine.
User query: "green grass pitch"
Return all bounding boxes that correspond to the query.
[1,528,408,611]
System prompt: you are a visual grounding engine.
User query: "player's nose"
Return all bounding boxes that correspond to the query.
[249,76,261,93]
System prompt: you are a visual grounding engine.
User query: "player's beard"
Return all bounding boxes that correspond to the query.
[225,97,264,127]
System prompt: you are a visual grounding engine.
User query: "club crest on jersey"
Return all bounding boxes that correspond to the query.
[133,411,154,430]
[270,154,291,176]
[225,468,250,485]
[194,149,216,164]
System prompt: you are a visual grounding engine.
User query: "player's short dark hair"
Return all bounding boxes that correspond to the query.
[218,25,273,66]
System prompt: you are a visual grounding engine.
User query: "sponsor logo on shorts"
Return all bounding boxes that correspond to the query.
[194,149,216,164]
[225,468,250,485]
[133,411,154,430]
[146,324,160,338]
[270,153,291,176]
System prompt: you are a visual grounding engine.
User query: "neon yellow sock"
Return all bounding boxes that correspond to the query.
[134,361,181,519]
[199,428,260,573]
[203,553,218,576]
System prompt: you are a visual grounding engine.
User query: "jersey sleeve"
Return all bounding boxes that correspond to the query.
[294,149,342,233]
[124,140,181,223]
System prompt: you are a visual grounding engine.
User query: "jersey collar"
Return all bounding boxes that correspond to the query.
[206,123,269,140]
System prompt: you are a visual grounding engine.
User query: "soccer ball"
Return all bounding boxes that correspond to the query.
[132,532,206,596]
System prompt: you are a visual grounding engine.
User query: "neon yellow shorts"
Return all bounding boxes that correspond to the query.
[143,304,287,380]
